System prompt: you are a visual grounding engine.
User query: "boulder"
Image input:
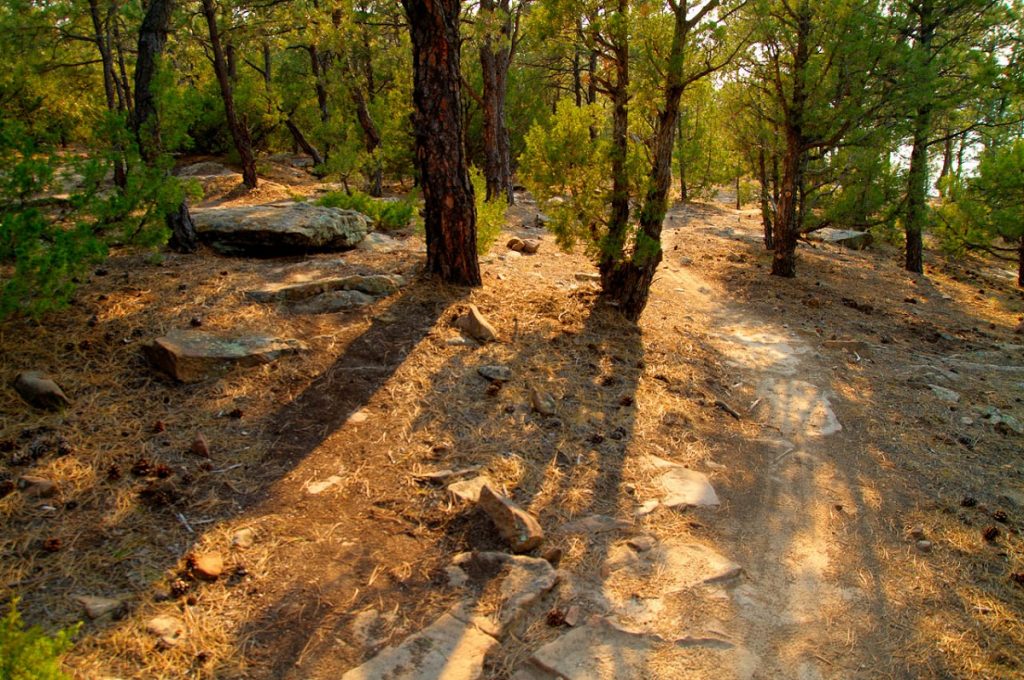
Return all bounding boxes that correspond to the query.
[808,228,873,250]
[12,371,70,410]
[193,202,369,255]
[478,485,544,553]
[144,330,307,383]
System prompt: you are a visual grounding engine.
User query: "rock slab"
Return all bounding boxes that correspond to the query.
[193,202,369,255]
[246,274,404,303]
[478,485,544,553]
[144,330,307,383]
[341,611,498,680]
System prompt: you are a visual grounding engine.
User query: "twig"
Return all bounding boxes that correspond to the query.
[175,512,194,533]
[714,398,742,420]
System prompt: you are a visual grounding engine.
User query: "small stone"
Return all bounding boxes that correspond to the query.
[455,305,498,343]
[636,500,660,516]
[909,526,926,540]
[478,365,512,383]
[478,485,544,553]
[520,239,540,254]
[507,237,526,252]
[627,535,656,552]
[563,605,582,627]
[192,552,224,581]
[12,371,70,410]
[347,410,369,424]
[574,272,600,282]
[191,432,210,457]
[231,528,255,550]
[75,595,123,620]
[928,385,961,403]
[146,615,185,647]
[447,476,493,503]
[541,547,563,567]
[18,475,56,498]
[915,540,932,553]
[307,475,343,495]
[530,388,556,415]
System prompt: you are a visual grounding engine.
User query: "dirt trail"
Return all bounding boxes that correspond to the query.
[643,213,880,678]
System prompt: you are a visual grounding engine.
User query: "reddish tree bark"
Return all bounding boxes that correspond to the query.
[402,0,481,286]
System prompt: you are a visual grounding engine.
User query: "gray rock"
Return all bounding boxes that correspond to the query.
[193,202,369,255]
[928,384,961,403]
[479,485,544,553]
[246,274,404,302]
[450,551,560,627]
[176,161,236,177]
[292,290,376,314]
[646,456,719,509]
[478,365,512,383]
[447,475,493,503]
[144,330,307,383]
[626,535,656,552]
[12,371,70,410]
[341,611,497,680]
[603,539,741,589]
[357,232,403,252]
[530,388,556,415]
[75,595,123,620]
[526,618,662,679]
[574,272,601,282]
[146,615,185,647]
[456,305,498,343]
[808,228,873,250]
[231,528,255,549]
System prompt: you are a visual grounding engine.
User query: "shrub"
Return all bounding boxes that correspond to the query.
[0,598,79,680]
[471,168,506,255]
[316,190,415,231]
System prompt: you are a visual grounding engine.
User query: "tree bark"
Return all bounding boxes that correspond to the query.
[402,0,481,286]
[903,0,935,275]
[771,3,811,278]
[88,0,127,188]
[598,2,631,293]
[479,0,515,204]
[758,147,774,249]
[201,0,257,188]
[284,117,325,166]
[1018,234,1024,288]
[133,0,197,253]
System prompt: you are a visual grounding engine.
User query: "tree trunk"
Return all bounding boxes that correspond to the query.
[1018,234,1024,288]
[350,82,383,195]
[88,0,127,188]
[402,0,481,286]
[201,0,257,188]
[735,174,741,210]
[677,117,688,202]
[598,4,631,292]
[604,5,690,322]
[479,0,515,205]
[937,133,953,194]
[133,0,197,253]
[903,0,935,275]
[771,4,810,278]
[904,105,931,274]
[759,147,774,249]
[284,117,325,166]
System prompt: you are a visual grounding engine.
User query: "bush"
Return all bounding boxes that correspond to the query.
[471,168,506,255]
[316,190,415,231]
[0,598,79,680]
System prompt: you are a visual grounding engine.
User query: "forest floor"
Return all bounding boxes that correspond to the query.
[2,156,1024,679]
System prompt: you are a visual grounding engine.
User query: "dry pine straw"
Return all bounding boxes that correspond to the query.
[0,188,1022,677]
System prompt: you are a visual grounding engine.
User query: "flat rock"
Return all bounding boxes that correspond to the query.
[75,595,123,620]
[450,551,560,627]
[341,611,497,680]
[176,161,235,177]
[12,371,70,410]
[456,305,498,343]
[561,515,632,535]
[246,274,404,303]
[604,539,742,590]
[144,330,307,383]
[526,618,663,679]
[307,475,344,495]
[192,552,224,581]
[146,615,185,647]
[447,475,493,503]
[808,228,873,250]
[928,384,961,403]
[574,272,600,282]
[644,456,719,509]
[478,485,544,553]
[478,365,512,383]
[758,378,841,437]
[357,232,403,252]
[193,201,369,255]
[292,290,376,314]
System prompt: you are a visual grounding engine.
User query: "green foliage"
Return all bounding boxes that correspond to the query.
[521,100,610,256]
[317,190,415,231]
[0,598,79,680]
[471,168,506,255]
